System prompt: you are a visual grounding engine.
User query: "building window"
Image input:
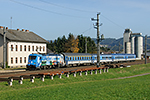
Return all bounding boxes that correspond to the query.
[16,45,18,51]
[20,45,22,51]
[40,46,41,51]
[32,46,34,51]
[20,57,22,63]
[24,57,26,63]
[43,46,45,51]
[11,45,13,51]
[16,57,18,63]
[36,46,38,51]
[28,46,30,51]
[11,57,13,64]
[24,45,26,51]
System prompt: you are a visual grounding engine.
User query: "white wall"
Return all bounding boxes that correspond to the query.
[0,35,3,66]
[7,41,46,68]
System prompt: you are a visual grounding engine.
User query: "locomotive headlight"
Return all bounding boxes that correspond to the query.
[28,62,30,64]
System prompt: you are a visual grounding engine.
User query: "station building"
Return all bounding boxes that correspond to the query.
[0,26,47,68]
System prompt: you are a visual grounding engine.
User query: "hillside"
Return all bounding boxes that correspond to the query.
[92,36,150,51]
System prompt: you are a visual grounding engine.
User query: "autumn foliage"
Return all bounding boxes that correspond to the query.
[47,33,97,53]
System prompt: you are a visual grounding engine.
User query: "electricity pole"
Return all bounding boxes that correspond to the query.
[3,27,6,69]
[145,35,147,64]
[96,13,100,67]
[91,13,102,67]
[85,37,87,53]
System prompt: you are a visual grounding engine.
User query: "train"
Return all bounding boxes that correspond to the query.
[26,53,136,70]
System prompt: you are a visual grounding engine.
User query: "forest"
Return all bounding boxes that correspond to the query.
[47,33,110,54]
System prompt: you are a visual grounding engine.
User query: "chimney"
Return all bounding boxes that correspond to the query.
[25,30,29,32]
[22,29,25,32]
[0,26,3,29]
[17,29,20,31]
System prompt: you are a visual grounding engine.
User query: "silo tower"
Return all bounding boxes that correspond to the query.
[123,29,143,59]
[123,29,132,54]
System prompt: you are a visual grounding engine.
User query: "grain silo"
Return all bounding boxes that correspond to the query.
[123,29,143,59]
[131,36,135,54]
[123,29,132,53]
[135,36,143,58]
[125,42,131,54]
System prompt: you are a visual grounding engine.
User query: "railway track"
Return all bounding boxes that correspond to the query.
[0,59,149,86]
[0,59,149,76]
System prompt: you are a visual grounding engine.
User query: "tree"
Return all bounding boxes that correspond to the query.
[65,33,79,53]
[47,33,96,53]
[78,34,85,53]
[78,34,97,53]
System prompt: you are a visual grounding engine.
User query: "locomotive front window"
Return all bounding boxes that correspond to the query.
[29,56,37,60]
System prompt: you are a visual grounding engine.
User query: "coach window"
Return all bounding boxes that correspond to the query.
[11,57,13,64]
[11,45,13,51]
[20,45,22,51]
[16,45,18,51]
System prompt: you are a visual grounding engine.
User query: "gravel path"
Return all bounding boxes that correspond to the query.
[111,73,150,80]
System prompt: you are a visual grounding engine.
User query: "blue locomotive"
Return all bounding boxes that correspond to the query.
[27,53,64,70]
[26,53,136,70]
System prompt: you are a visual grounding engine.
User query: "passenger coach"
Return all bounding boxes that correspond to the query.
[62,53,92,67]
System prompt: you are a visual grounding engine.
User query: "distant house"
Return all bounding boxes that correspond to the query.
[0,26,47,68]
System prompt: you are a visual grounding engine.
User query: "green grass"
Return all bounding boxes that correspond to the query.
[0,63,150,100]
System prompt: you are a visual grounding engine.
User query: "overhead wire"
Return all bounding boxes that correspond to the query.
[39,0,96,13]
[101,14,125,29]
[9,0,88,18]
[39,0,125,29]
[9,0,125,30]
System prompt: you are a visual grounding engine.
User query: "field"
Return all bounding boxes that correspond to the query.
[0,63,150,100]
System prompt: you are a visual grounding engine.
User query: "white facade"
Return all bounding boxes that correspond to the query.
[7,41,46,68]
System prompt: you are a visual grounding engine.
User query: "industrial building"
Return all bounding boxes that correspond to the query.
[123,29,143,58]
[0,26,47,68]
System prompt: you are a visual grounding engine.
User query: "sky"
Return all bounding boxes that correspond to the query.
[0,0,150,40]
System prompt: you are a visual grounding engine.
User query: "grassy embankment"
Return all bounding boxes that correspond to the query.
[0,63,150,100]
